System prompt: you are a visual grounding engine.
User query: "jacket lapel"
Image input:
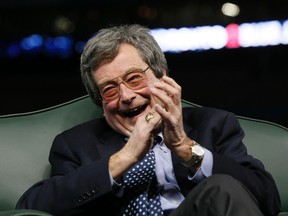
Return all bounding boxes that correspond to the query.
[97,129,126,159]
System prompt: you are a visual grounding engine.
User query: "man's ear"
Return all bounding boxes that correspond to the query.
[162,69,167,76]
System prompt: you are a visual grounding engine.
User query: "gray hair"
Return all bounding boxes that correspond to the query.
[80,24,168,106]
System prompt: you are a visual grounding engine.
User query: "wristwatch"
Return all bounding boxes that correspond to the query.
[183,141,205,168]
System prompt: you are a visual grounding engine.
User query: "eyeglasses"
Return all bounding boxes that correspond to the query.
[96,66,150,103]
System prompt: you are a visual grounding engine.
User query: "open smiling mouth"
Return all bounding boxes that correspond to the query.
[123,104,148,118]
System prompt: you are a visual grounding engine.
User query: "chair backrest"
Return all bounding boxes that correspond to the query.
[0,96,287,212]
[237,116,288,212]
[0,96,102,210]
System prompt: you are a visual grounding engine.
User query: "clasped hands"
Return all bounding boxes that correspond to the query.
[131,75,193,162]
[111,76,193,180]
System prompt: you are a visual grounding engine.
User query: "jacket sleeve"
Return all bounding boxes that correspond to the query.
[16,128,123,215]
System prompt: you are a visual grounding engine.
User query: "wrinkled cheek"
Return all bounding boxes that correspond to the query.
[103,100,118,112]
[101,100,138,136]
[137,86,152,98]
[102,101,119,123]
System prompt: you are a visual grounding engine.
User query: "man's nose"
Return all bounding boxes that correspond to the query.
[118,83,137,103]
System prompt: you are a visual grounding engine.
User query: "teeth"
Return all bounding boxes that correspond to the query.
[123,104,146,117]
[130,107,139,112]
[124,106,141,114]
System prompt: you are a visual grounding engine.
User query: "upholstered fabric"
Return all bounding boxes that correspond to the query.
[0,95,287,215]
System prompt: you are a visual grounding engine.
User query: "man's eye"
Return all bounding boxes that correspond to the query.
[126,74,144,83]
[102,85,117,94]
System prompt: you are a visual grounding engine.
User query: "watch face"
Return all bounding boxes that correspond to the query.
[193,144,205,157]
[182,143,204,168]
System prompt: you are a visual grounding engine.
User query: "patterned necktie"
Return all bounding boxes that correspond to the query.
[121,146,163,216]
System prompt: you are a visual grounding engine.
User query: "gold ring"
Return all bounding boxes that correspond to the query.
[145,112,154,123]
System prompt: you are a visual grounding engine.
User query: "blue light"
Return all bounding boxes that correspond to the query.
[53,36,73,58]
[20,34,43,50]
[53,36,72,49]
[44,37,57,56]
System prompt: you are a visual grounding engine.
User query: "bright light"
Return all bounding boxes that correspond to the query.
[239,21,282,47]
[281,20,288,44]
[226,23,240,48]
[151,19,288,52]
[152,25,227,52]
[222,2,240,17]
[3,19,288,58]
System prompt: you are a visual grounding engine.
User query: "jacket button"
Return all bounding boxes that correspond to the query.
[91,187,99,194]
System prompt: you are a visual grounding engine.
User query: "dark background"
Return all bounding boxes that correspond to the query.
[1,0,288,127]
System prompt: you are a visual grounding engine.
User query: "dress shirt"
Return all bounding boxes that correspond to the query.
[153,133,213,211]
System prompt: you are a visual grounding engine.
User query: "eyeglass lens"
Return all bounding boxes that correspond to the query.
[98,67,149,103]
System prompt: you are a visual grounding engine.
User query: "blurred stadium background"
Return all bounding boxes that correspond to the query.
[1,0,287,127]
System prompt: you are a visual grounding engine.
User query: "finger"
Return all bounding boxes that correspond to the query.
[159,76,181,100]
[151,89,179,117]
[152,76,182,105]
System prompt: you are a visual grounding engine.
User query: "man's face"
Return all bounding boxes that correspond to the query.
[92,43,164,137]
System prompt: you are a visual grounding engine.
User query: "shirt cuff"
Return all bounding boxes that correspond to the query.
[109,171,123,190]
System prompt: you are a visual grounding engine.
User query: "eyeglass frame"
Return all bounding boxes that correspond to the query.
[95,66,150,103]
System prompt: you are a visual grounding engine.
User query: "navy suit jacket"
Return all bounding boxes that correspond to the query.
[16,106,280,216]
